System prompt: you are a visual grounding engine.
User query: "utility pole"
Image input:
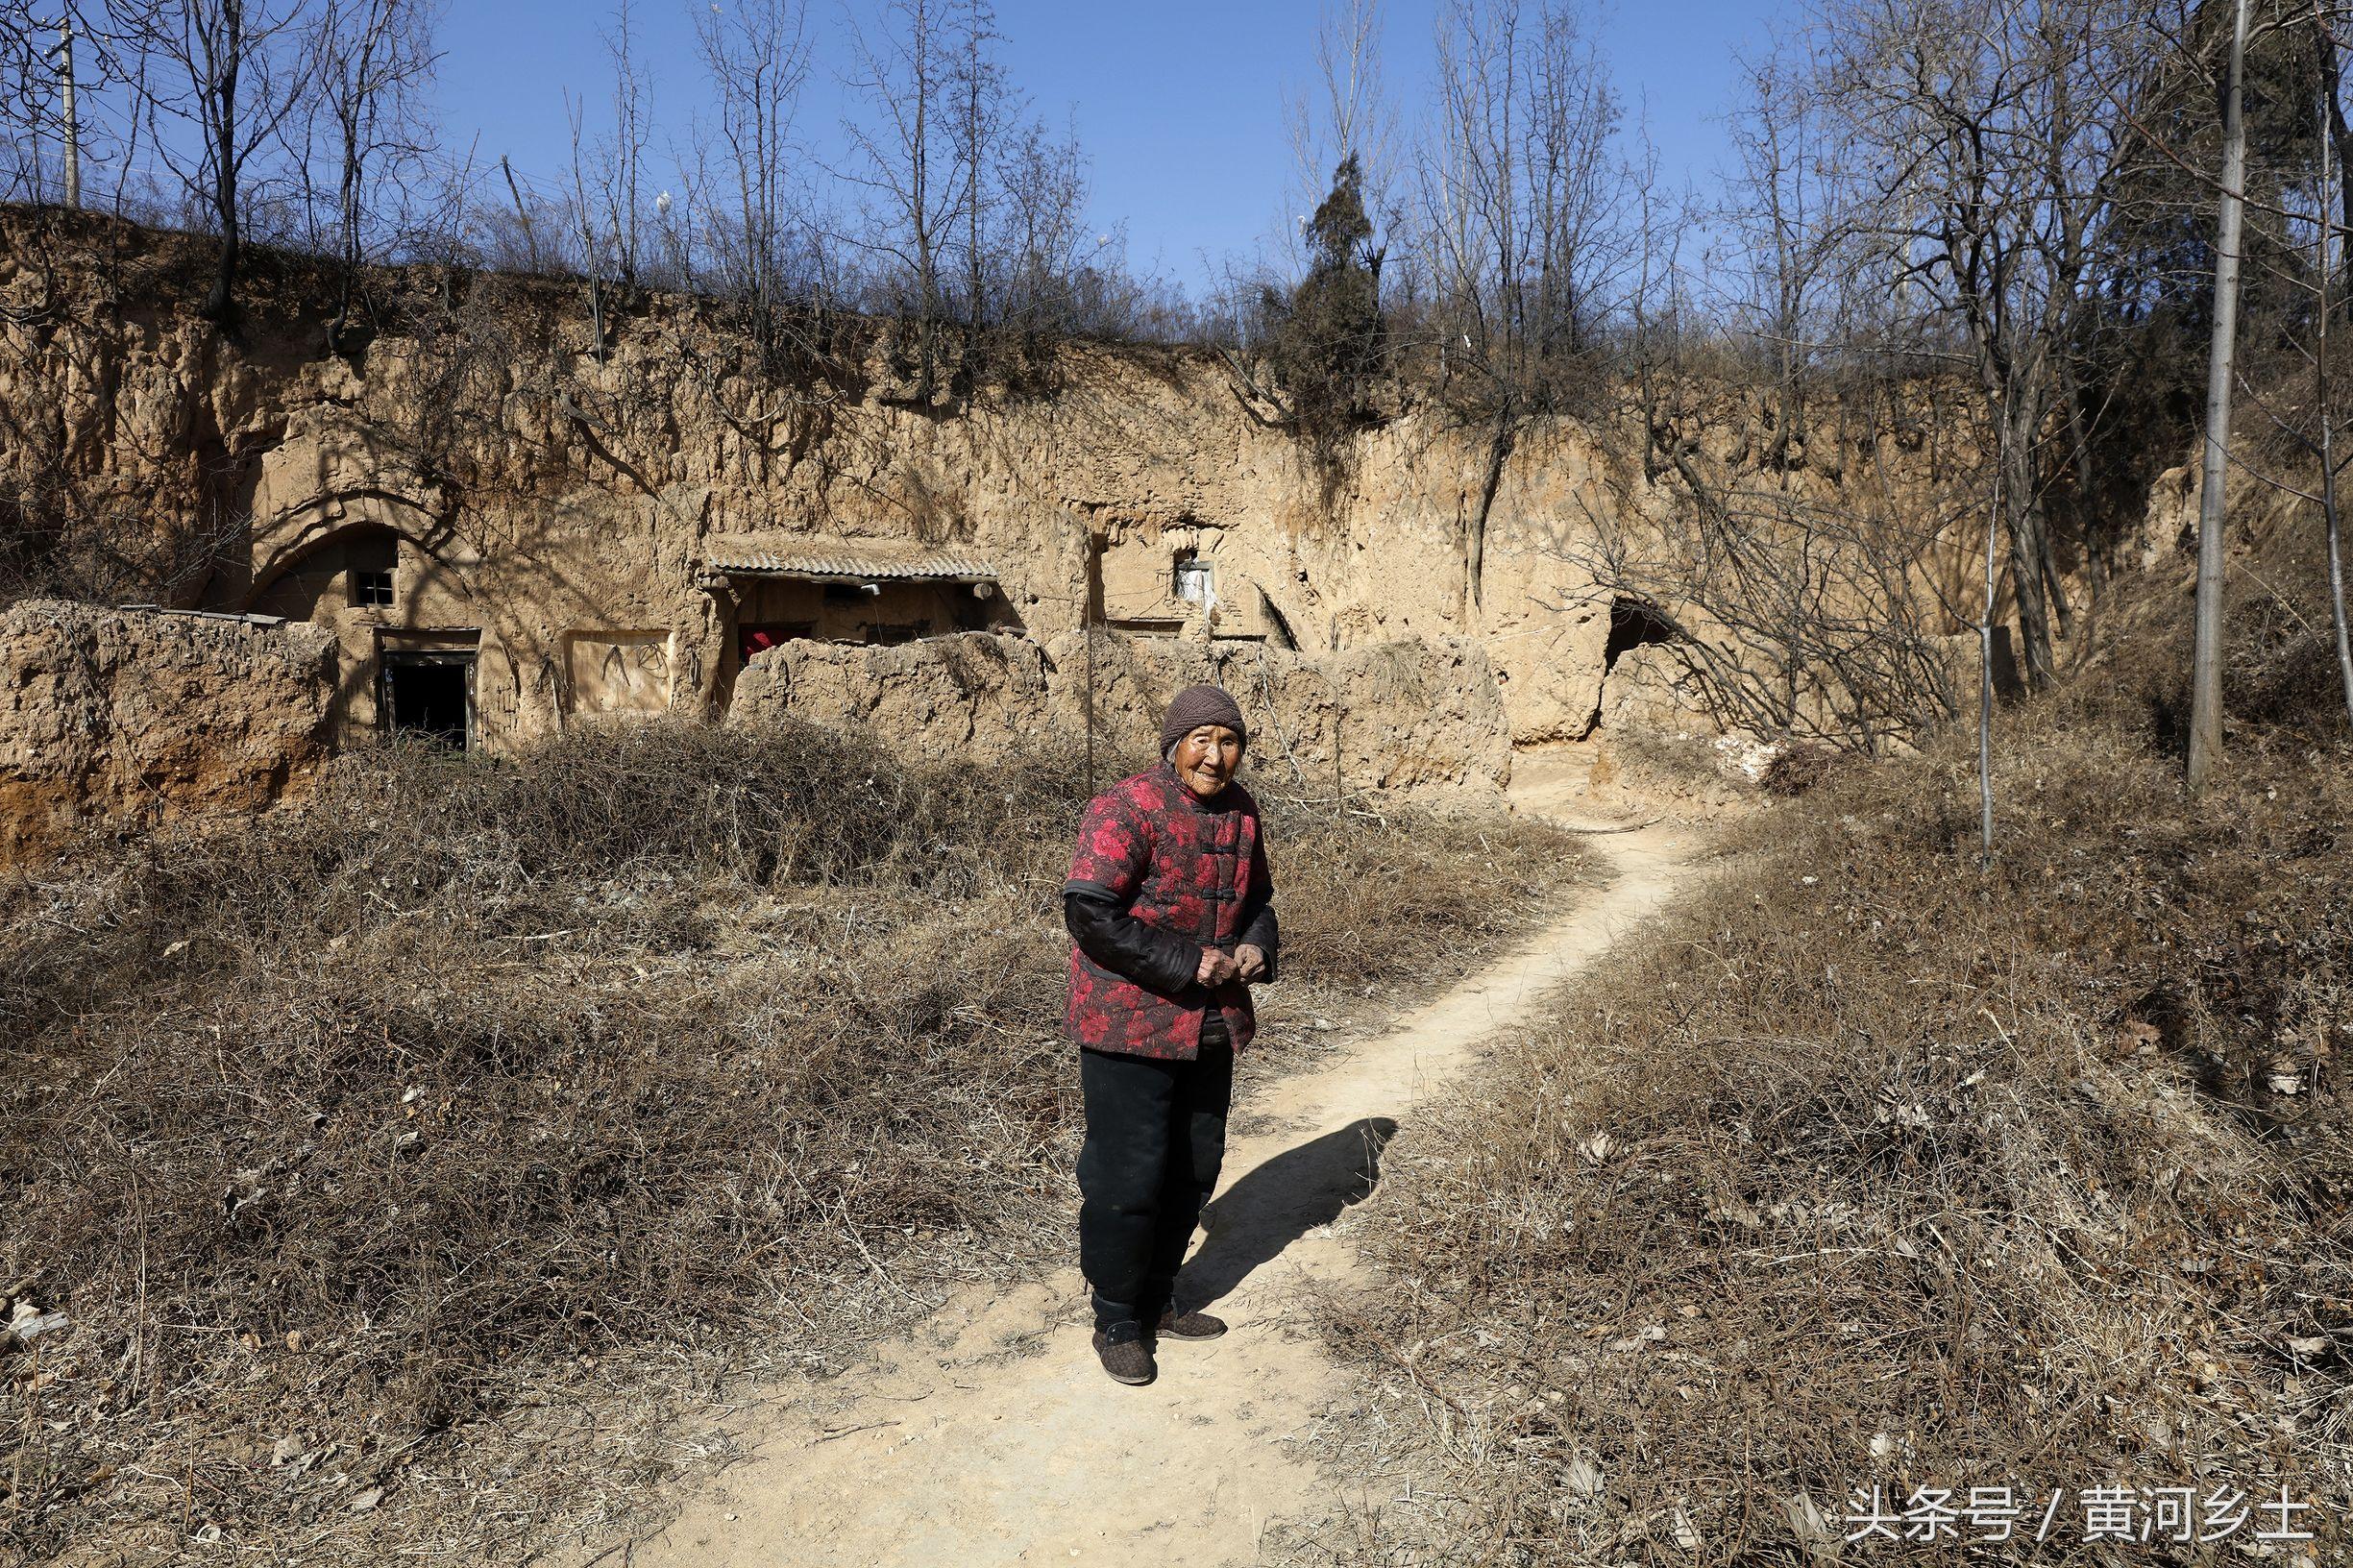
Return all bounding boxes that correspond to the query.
[57,14,82,209]
[2188,0,2250,791]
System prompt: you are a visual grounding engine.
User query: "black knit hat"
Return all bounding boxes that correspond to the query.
[1159,683,1248,757]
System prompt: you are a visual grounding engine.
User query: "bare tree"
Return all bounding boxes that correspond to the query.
[650,124,709,288]
[125,0,317,324]
[1416,0,1630,606]
[1420,0,1626,402]
[838,0,971,404]
[563,86,611,358]
[1720,45,1856,475]
[1553,429,1969,753]
[404,132,478,300]
[0,15,56,203]
[1282,0,1397,275]
[0,10,99,205]
[551,4,648,361]
[2218,0,2353,727]
[694,0,816,365]
[599,0,649,285]
[991,110,1167,351]
[949,0,1010,377]
[3,12,88,208]
[992,110,1087,345]
[302,0,438,352]
[60,12,82,206]
[1813,0,2164,692]
[492,151,543,272]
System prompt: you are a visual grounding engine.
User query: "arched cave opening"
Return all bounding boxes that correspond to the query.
[246,525,404,621]
[1603,596,1679,673]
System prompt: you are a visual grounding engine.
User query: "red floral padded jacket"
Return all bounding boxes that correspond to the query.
[1063,763,1279,1061]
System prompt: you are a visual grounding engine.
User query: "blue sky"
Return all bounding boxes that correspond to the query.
[432,0,1778,295]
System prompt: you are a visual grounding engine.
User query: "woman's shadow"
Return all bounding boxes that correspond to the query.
[1179,1116,1399,1311]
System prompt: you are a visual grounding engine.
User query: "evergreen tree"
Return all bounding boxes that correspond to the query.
[1262,155,1385,455]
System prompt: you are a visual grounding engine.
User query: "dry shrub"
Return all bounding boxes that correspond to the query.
[1759,740,1845,797]
[0,721,1581,1562]
[1314,544,2353,1563]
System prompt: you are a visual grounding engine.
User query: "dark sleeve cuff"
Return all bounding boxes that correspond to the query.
[1238,901,1280,984]
[1064,886,1200,995]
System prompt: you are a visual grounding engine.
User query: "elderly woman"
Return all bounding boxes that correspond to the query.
[1062,683,1279,1385]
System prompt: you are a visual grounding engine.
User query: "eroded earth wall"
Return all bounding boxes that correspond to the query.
[0,600,337,861]
[725,630,1513,794]
[0,210,1979,805]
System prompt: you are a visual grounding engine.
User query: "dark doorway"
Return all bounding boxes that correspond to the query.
[1604,597,1679,672]
[382,651,475,748]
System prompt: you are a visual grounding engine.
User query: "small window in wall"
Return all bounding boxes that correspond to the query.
[1173,555,1212,603]
[347,535,398,608]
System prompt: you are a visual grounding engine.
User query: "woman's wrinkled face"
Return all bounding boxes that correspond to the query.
[1171,724,1243,798]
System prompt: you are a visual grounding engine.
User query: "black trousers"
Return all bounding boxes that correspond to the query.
[1075,1015,1234,1331]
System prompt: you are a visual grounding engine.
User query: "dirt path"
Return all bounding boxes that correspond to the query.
[601,810,1699,1568]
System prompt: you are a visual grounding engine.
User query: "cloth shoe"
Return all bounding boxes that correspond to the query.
[1152,1307,1228,1340]
[1091,1319,1155,1384]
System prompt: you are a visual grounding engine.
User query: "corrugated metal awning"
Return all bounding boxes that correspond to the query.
[699,545,996,585]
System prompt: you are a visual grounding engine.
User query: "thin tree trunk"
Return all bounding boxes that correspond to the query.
[912,14,936,404]
[203,8,246,327]
[2323,412,2353,728]
[330,122,362,353]
[2189,0,2251,791]
[205,204,242,323]
[963,26,984,386]
[2037,499,2073,639]
[2318,6,2353,724]
[2003,399,2057,687]
[1981,426,2000,861]
[2052,349,2112,595]
[2320,14,2353,313]
[966,185,982,381]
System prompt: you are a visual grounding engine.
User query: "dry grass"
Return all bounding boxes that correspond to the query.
[0,723,1583,1565]
[1307,531,2353,1564]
